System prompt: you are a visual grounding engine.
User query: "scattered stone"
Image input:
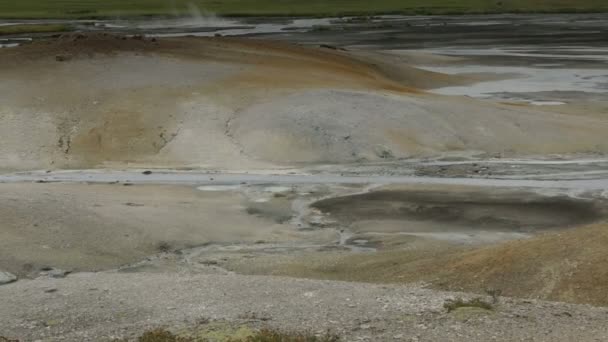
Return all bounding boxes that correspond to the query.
[40,268,70,279]
[0,271,17,285]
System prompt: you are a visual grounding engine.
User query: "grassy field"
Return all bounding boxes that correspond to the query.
[0,0,607,19]
[0,23,72,35]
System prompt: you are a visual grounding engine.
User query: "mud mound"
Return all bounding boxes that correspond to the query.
[2,34,608,171]
[231,89,608,163]
[0,183,313,277]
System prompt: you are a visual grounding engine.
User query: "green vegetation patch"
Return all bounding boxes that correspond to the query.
[0,24,72,35]
[444,297,494,313]
[123,327,340,342]
[0,0,607,19]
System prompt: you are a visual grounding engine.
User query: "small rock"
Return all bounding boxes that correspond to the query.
[50,268,70,278]
[41,268,70,279]
[373,145,395,159]
[55,54,72,62]
[0,271,17,285]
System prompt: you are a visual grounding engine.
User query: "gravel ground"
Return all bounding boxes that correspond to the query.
[1,272,608,341]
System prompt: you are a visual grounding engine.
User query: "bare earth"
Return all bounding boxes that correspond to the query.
[1,34,608,171]
[1,31,608,341]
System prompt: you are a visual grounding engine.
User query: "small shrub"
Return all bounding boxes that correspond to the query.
[0,337,20,342]
[126,327,340,342]
[444,297,493,313]
[137,329,193,342]
[244,329,340,342]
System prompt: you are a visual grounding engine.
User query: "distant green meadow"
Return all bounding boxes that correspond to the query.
[1,0,607,19]
[0,23,72,35]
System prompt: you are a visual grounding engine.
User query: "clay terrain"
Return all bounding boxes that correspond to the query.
[1,14,608,342]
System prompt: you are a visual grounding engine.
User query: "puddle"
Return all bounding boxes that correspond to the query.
[529,100,566,106]
[197,185,243,192]
[417,65,608,98]
[0,37,31,48]
[421,46,608,62]
[263,186,292,193]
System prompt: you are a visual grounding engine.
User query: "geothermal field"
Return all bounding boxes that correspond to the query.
[1,12,608,342]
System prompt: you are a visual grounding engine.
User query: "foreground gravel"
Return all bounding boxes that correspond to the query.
[1,272,607,341]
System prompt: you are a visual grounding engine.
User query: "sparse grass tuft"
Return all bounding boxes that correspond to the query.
[138,329,193,342]
[444,297,493,313]
[127,328,340,342]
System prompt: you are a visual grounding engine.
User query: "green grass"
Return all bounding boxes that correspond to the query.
[0,0,607,19]
[0,337,20,342]
[0,23,72,35]
[443,297,494,313]
[125,328,340,342]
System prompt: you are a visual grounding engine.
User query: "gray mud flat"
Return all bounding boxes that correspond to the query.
[312,188,608,234]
